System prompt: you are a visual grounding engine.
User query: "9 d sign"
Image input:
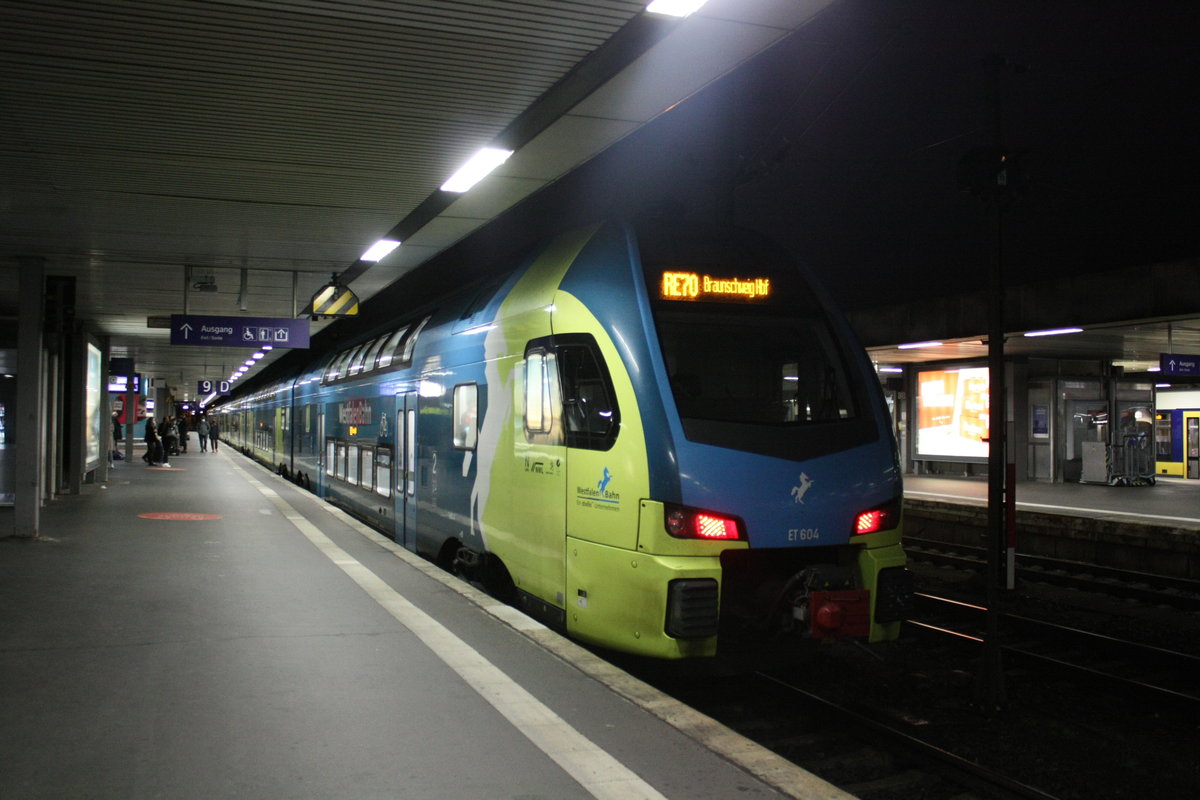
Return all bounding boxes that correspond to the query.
[198,380,232,396]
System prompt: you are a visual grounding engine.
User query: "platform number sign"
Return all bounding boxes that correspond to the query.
[198,379,232,396]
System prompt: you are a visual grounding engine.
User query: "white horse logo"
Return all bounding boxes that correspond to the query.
[791,473,814,504]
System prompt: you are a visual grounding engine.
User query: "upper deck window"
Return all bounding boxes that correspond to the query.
[348,338,379,377]
[375,326,409,370]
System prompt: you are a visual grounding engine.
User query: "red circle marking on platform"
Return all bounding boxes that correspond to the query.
[138,512,223,521]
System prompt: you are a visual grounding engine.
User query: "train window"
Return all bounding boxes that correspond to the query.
[656,309,856,426]
[556,336,620,451]
[375,326,409,370]
[322,354,343,383]
[324,349,355,384]
[347,444,360,485]
[360,445,375,491]
[406,409,416,497]
[344,345,367,379]
[325,439,336,477]
[361,336,389,373]
[399,315,429,364]
[453,384,478,450]
[374,447,392,497]
[524,352,553,433]
[348,339,378,377]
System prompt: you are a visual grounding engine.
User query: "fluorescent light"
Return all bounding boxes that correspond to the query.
[646,0,707,16]
[1024,327,1083,337]
[1156,383,1171,388]
[1148,366,1161,372]
[898,341,943,350]
[878,367,904,373]
[441,147,513,193]
[360,238,401,262]
[252,352,265,360]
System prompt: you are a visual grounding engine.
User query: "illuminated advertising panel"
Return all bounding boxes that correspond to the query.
[86,343,103,467]
[107,374,140,393]
[916,366,990,460]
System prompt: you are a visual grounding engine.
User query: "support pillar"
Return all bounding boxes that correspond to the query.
[15,256,45,538]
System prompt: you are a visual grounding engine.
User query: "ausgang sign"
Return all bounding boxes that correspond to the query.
[169,315,310,349]
[1160,353,1199,376]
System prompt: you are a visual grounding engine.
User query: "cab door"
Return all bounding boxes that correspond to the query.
[508,344,567,609]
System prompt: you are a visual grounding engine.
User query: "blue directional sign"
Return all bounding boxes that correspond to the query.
[1160,353,1199,376]
[170,315,310,349]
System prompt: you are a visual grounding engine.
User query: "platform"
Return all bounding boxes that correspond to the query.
[903,475,1200,579]
[905,475,1200,530]
[0,450,849,800]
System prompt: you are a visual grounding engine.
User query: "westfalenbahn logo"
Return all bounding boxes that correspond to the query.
[576,467,620,511]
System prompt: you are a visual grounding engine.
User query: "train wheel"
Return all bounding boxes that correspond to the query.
[481,554,516,605]
[435,539,460,574]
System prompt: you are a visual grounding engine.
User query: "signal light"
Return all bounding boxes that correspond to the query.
[853,498,900,535]
[665,504,743,541]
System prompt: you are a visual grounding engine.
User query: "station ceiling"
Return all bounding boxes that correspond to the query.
[2,0,1197,402]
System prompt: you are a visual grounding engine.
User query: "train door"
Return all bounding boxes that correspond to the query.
[1187,415,1199,479]
[511,345,567,609]
[274,406,286,470]
[395,391,418,549]
[316,409,326,497]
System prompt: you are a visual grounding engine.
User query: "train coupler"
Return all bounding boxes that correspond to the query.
[779,565,870,640]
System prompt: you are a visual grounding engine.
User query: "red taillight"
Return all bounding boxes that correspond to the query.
[855,510,883,534]
[853,498,900,535]
[665,505,743,540]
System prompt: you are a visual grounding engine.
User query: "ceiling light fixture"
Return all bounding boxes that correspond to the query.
[360,239,401,262]
[646,0,707,16]
[441,147,513,193]
[898,341,943,349]
[1024,327,1084,337]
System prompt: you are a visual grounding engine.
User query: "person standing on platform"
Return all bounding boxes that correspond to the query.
[161,416,178,460]
[196,416,210,453]
[111,413,124,460]
[143,414,162,466]
[208,418,220,452]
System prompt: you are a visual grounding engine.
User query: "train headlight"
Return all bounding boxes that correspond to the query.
[853,498,901,535]
[664,504,744,540]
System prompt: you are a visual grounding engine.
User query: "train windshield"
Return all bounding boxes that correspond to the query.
[637,223,863,433]
[653,308,855,425]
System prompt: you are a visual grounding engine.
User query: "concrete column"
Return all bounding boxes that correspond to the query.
[1009,360,1029,481]
[15,256,45,538]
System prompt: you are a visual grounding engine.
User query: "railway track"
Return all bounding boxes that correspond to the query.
[640,661,1060,800]
[903,536,1200,611]
[611,538,1200,799]
[909,592,1200,710]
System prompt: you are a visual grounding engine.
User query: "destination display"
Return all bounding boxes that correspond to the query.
[658,270,772,302]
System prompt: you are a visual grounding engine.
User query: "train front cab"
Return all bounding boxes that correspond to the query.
[523,222,910,659]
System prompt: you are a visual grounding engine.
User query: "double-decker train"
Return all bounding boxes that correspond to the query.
[213,220,911,659]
